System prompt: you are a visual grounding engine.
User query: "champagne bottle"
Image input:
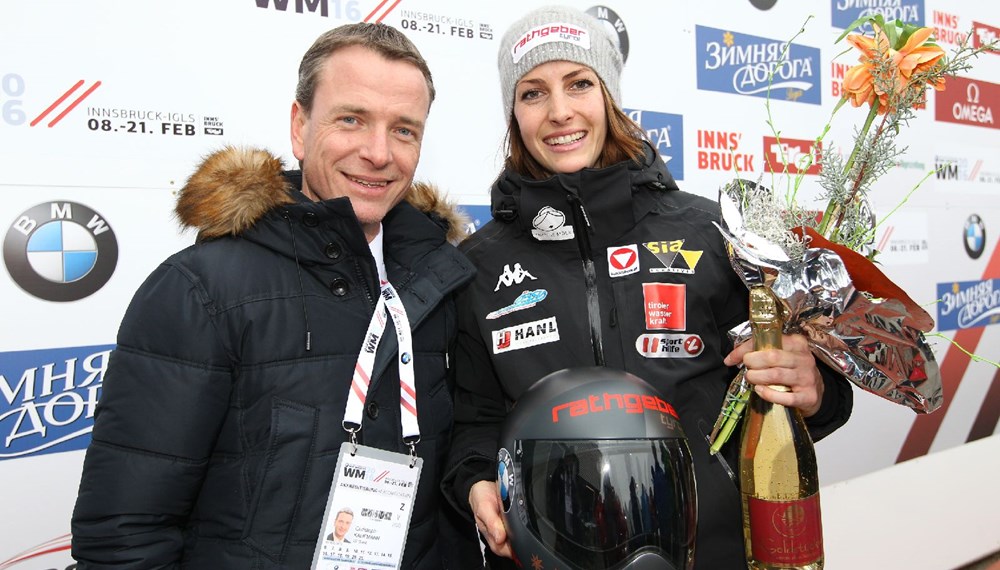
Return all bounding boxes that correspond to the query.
[739,286,824,569]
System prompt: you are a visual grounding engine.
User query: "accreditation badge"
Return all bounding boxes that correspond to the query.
[311,443,423,570]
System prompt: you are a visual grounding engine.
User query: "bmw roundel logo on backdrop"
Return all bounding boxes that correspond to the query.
[3,201,118,302]
[587,5,629,63]
[963,214,986,260]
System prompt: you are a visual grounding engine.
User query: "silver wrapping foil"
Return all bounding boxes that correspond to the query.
[715,182,943,413]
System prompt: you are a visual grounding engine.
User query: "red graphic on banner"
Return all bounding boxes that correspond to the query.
[931,10,968,45]
[365,0,403,22]
[934,76,998,130]
[899,236,1000,461]
[0,534,72,568]
[972,22,999,53]
[29,80,101,128]
[642,283,686,330]
[697,129,754,172]
[763,136,821,175]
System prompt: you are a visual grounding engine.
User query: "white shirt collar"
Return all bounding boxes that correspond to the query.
[368,224,388,283]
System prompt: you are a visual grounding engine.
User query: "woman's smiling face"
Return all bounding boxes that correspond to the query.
[513,60,608,175]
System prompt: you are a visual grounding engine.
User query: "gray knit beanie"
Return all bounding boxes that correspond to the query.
[497,5,623,121]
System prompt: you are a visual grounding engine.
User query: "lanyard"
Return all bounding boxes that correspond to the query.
[343,281,420,452]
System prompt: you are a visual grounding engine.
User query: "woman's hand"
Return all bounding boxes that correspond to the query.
[724,333,824,417]
[469,479,513,558]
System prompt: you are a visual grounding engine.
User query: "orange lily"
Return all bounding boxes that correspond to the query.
[842,23,946,114]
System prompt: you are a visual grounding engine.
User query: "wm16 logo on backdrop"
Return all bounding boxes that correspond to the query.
[3,201,118,302]
[0,345,112,460]
[625,109,684,180]
[831,0,924,30]
[936,279,1000,331]
[696,25,820,105]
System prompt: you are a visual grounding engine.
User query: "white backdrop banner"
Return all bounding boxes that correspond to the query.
[1,0,998,567]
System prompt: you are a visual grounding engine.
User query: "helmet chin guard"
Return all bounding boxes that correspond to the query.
[498,367,697,570]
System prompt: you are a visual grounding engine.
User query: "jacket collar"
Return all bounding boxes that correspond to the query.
[490,141,679,247]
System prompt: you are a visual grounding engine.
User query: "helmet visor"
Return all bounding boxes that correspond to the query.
[517,438,696,570]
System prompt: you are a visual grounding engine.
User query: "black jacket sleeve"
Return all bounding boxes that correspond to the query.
[71,263,232,568]
[804,360,854,441]
[440,283,509,521]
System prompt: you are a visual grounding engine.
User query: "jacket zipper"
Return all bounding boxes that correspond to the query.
[566,193,606,366]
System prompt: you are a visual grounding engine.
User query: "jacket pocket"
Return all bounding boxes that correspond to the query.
[243,398,319,562]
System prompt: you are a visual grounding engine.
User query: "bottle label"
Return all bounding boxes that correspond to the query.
[747,493,823,565]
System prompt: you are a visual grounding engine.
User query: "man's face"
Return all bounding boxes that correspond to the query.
[334,512,353,539]
[291,44,431,241]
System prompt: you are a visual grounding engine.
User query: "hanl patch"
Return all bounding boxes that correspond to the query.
[492,317,560,354]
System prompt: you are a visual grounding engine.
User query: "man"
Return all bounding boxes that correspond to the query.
[71,23,478,569]
[325,507,354,543]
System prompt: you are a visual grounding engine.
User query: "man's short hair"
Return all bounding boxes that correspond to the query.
[336,506,354,518]
[296,23,435,114]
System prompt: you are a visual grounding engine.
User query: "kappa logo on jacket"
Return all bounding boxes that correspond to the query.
[492,317,560,354]
[494,263,537,291]
[643,239,703,274]
[531,206,575,241]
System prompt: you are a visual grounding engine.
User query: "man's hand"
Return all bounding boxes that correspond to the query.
[469,480,513,559]
[724,333,824,417]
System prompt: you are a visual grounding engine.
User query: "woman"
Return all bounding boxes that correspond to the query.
[442,6,853,569]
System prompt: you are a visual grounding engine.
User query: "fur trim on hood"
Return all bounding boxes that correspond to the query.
[176,146,470,244]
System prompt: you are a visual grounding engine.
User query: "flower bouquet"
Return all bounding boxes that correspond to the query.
[708,15,998,454]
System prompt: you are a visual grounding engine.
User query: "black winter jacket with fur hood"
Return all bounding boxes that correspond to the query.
[71,147,478,569]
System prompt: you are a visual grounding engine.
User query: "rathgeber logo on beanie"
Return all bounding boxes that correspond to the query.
[510,23,591,64]
[497,5,623,120]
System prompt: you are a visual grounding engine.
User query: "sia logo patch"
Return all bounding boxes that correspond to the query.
[3,201,118,302]
[607,244,639,277]
[636,334,704,358]
[492,317,559,354]
[642,283,686,330]
[643,240,702,274]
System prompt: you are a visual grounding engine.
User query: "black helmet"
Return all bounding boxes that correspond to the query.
[497,367,697,570]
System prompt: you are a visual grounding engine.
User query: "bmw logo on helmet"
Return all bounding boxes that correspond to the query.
[3,201,118,302]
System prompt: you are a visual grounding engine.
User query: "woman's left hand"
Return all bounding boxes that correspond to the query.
[724,333,824,417]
